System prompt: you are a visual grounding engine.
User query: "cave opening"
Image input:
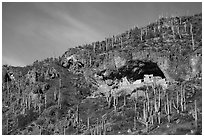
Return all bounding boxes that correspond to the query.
[107,60,166,82]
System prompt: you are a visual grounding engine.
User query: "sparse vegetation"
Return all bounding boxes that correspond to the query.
[2,13,202,135]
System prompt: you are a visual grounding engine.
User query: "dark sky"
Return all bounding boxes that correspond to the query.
[2,2,202,66]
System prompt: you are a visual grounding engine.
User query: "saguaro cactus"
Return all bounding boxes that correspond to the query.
[58,78,62,109]
[190,23,195,50]
[18,80,21,95]
[28,95,31,110]
[38,125,42,135]
[59,78,62,88]
[177,26,181,39]
[44,93,47,108]
[183,85,186,111]
[145,88,150,112]
[6,116,9,134]
[123,95,126,106]
[112,36,114,49]
[180,85,184,112]
[171,25,175,40]
[142,102,149,131]
[58,90,61,109]
[96,118,99,135]
[89,55,92,67]
[87,116,90,130]
[194,100,198,129]
[54,87,57,101]
[38,103,41,113]
[105,38,108,51]
[106,93,112,108]
[93,42,96,53]
[134,100,137,118]
[140,29,143,41]
[133,116,137,130]
[173,89,180,113]
[165,93,171,123]
[184,22,187,32]
[76,105,79,124]
[113,94,117,112]
[63,126,66,135]
[157,87,161,124]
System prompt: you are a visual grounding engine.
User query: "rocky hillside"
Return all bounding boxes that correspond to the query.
[2,13,202,135]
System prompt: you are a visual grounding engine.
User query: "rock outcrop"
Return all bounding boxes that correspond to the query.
[61,13,202,83]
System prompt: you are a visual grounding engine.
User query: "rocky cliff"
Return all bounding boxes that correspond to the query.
[61,13,202,83]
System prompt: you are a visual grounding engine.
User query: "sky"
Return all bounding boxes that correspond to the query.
[2,2,202,66]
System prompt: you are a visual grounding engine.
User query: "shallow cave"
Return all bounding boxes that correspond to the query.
[106,60,166,81]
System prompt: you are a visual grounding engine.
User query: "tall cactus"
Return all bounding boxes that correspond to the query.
[105,38,108,51]
[145,88,150,113]
[158,87,161,111]
[25,96,28,109]
[134,99,137,118]
[96,118,99,135]
[76,105,79,124]
[59,78,62,88]
[28,95,31,110]
[177,26,181,39]
[123,95,126,106]
[194,100,198,129]
[171,25,175,40]
[63,126,66,135]
[150,101,154,125]
[54,87,57,101]
[180,84,184,112]
[113,94,117,112]
[58,78,62,109]
[87,116,90,130]
[190,23,195,50]
[104,122,108,135]
[173,89,180,113]
[34,99,37,111]
[38,103,41,114]
[108,96,111,108]
[93,42,96,53]
[120,36,123,48]
[38,125,42,135]
[44,93,47,108]
[143,102,147,122]
[89,55,92,67]
[184,22,187,32]
[183,85,186,111]
[140,29,143,41]
[18,80,21,95]
[165,93,171,123]
[6,115,9,134]
[133,116,137,130]
[112,36,114,49]
[144,102,149,132]
[6,79,9,99]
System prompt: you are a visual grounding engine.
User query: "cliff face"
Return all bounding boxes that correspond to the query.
[61,13,202,82]
[2,13,202,135]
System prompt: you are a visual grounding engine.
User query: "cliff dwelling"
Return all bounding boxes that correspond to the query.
[103,60,166,83]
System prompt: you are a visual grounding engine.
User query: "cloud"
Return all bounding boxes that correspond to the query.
[36,3,104,43]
